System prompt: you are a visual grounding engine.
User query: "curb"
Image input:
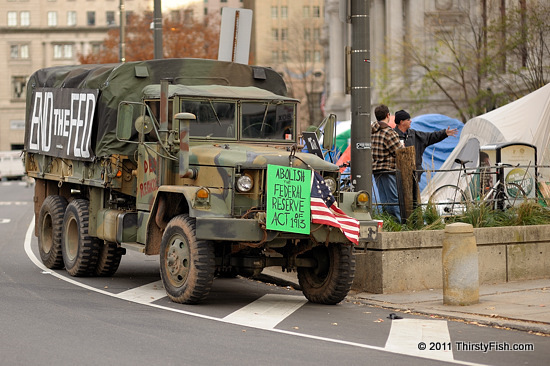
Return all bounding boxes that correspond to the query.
[350,296,550,336]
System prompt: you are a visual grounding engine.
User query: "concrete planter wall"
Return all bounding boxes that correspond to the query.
[352,225,550,294]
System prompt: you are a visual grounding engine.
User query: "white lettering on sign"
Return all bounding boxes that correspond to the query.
[27,88,98,161]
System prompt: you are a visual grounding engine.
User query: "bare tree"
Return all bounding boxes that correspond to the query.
[276,18,325,129]
[403,6,491,123]
[487,1,550,97]
[376,1,549,123]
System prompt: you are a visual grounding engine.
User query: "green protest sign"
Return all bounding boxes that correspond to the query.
[266,165,311,234]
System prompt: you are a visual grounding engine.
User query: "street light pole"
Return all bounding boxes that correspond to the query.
[153,0,163,59]
[349,0,372,197]
[119,0,125,62]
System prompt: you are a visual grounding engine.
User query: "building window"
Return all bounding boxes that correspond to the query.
[272,28,278,41]
[8,11,17,26]
[272,50,279,63]
[282,50,289,62]
[54,44,73,59]
[106,11,115,25]
[87,11,95,26]
[304,28,311,41]
[170,10,181,22]
[184,9,193,22]
[10,44,29,59]
[313,28,320,41]
[313,6,320,18]
[12,76,27,99]
[281,28,288,41]
[20,45,29,59]
[314,50,321,62]
[20,11,30,26]
[91,43,101,54]
[10,45,19,59]
[271,6,277,19]
[221,0,227,2]
[48,11,58,26]
[67,11,77,26]
[303,6,310,18]
[305,50,312,62]
[281,6,288,19]
[10,121,26,131]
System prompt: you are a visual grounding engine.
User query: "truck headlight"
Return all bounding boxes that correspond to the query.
[323,176,337,194]
[236,174,253,192]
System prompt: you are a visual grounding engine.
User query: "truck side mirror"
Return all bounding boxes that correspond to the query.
[322,114,336,151]
[117,103,135,141]
[175,112,196,178]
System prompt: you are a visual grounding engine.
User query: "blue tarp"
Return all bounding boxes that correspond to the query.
[302,114,463,195]
[411,114,463,191]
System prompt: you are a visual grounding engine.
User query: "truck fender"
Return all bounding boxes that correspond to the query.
[145,186,230,255]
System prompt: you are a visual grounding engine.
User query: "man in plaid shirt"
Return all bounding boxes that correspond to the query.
[372,105,402,221]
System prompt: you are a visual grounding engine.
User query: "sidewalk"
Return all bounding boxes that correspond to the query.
[259,268,550,335]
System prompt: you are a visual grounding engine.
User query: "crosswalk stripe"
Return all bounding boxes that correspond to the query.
[117,280,166,304]
[223,294,307,329]
[385,318,454,361]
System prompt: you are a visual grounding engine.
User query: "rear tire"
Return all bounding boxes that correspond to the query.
[297,243,355,305]
[160,215,215,304]
[95,241,124,276]
[62,199,100,276]
[38,195,68,269]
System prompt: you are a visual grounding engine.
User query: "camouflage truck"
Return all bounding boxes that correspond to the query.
[24,58,376,305]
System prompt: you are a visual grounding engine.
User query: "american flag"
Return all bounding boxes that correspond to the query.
[310,171,360,245]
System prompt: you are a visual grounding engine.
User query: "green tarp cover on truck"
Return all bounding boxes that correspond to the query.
[24,58,288,161]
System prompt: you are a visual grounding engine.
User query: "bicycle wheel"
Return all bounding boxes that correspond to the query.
[503,182,528,208]
[429,184,468,216]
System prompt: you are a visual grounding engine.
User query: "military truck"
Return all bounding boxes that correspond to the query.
[24,58,376,304]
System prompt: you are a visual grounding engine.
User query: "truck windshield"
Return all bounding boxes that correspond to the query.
[180,99,236,139]
[241,102,295,141]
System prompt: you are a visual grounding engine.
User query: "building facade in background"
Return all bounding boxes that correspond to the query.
[244,0,326,133]
[324,0,549,123]
[4,1,542,150]
[0,0,154,151]
[324,0,466,122]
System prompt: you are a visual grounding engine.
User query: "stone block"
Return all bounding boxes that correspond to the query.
[508,242,550,281]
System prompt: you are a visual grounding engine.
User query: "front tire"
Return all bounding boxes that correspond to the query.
[38,195,68,269]
[429,184,467,216]
[62,199,100,276]
[297,243,355,305]
[160,215,215,304]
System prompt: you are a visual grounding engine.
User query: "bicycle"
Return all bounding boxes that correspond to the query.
[429,158,528,216]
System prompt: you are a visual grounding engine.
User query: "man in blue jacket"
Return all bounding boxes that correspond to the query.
[393,110,458,183]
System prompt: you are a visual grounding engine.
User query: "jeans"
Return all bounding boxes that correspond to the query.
[374,171,401,222]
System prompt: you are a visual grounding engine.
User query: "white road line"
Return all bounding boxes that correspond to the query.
[0,218,11,224]
[223,294,307,329]
[117,280,166,304]
[385,319,454,361]
[24,219,488,366]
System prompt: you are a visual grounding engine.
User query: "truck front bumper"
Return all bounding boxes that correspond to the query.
[195,217,379,246]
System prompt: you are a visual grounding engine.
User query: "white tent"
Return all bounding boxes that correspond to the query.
[422,83,550,203]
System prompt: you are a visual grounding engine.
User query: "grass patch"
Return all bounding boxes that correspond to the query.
[376,200,550,232]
